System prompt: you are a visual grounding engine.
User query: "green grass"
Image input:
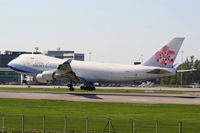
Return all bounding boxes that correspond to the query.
[0,98,200,133]
[0,87,199,132]
[0,98,199,121]
[0,87,199,94]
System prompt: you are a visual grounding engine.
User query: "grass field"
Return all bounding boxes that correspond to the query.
[0,89,199,133]
[0,98,199,121]
[0,98,199,132]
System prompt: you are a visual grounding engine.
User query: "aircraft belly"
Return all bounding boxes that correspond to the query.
[78,72,174,83]
[75,69,139,83]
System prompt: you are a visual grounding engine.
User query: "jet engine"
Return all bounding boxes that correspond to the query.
[36,70,62,83]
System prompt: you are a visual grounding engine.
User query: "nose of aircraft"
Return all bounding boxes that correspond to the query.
[8,59,16,68]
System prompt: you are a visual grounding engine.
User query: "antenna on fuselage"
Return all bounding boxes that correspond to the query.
[88,52,92,61]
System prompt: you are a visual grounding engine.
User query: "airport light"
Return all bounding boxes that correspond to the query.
[140,54,143,63]
[88,52,92,61]
[34,47,39,52]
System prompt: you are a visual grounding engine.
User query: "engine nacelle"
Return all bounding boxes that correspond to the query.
[36,71,62,83]
[36,73,48,83]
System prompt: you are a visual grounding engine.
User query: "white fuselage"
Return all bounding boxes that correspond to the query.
[8,54,176,83]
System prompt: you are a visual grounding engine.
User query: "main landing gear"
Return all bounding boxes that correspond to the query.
[67,82,75,91]
[67,82,96,91]
[80,83,96,91]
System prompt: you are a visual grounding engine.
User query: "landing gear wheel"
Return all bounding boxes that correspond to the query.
[90,87,96,91]
[80,86,85,90]
[67,82,75,91]
[69,87,75,91]
[80,84,96,91]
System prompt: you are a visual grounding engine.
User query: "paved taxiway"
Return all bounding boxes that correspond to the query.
[1,85,200,91]
[0,90,200,104]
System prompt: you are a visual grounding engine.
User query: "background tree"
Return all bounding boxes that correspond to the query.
[160,56,200,85]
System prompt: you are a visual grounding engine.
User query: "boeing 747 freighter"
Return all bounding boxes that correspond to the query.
[8,38,185,91]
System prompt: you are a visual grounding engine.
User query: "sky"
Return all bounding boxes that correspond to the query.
[0,0,200,64]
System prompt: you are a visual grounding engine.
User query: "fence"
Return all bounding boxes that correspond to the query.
[0,114,199,133]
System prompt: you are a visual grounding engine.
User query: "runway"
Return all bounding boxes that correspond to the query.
[1,85,200,91]
[0,90,200,104]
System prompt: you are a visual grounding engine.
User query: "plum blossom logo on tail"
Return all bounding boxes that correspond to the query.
[155,45,176,65]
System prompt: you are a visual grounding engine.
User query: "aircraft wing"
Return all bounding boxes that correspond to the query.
[57,59,80,82]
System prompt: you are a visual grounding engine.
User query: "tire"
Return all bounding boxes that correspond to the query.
[88,87,96,91]
[90,87,96,91]
[69,87,75,91]
[67,84,72,87]
[80,86,85,90]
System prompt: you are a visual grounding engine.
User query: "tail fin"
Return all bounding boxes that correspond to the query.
[142,37,185,68]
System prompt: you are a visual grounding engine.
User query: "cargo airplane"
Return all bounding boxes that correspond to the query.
[8,38,186,91]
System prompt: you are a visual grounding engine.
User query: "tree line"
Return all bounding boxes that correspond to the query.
[160,56,200,85]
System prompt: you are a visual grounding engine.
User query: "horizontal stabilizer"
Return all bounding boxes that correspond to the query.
[177,69,196,73]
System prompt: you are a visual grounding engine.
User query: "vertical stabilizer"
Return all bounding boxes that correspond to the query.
[142,37,185,68]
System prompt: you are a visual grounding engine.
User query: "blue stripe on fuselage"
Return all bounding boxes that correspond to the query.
[8,63,43,74]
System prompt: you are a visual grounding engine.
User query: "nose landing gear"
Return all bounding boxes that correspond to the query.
[67,82,75,91]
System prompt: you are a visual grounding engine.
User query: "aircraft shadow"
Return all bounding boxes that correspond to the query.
[69,93,103,99]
